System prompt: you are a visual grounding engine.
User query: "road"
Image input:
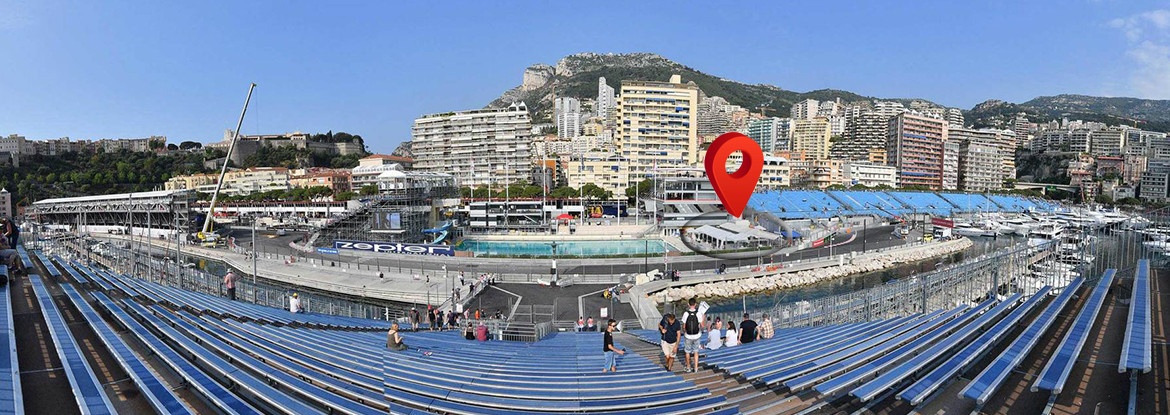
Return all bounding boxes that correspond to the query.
[220,224,909,278]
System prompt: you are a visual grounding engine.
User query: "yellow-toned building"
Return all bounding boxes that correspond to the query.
[289,169,352,194]
[617,75,700,178]
[222,167,290,196]
[565,152,630,197]
[164,173,217,191]
[791,117,832,161]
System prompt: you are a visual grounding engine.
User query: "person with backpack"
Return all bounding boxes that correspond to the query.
[681,299,704,373]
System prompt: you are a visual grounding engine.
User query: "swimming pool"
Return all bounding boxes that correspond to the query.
[456,239,676,257]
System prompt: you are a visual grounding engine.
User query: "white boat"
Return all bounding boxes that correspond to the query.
[954,227,993,237]
[1029,222,1066,240]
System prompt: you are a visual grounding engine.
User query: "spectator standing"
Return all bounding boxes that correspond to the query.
[758,314,774,340]
[436,310,445,330]
[288,293,301,313]
[739,313,758,344]
[681,299,704,373]
[223,271,237,301]
[409,307,420,331]
[658,314,681,371]
[475,323,488,341]
[603,319,625,372]
[724,321,739,348]
[1,218,17,249]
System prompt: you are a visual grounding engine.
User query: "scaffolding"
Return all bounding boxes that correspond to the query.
[313,185,457,246]
[28,190,191,235]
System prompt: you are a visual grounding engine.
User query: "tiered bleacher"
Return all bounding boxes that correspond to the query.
[1121,260,1152,373]
[747,189,1055,219]
[25,253,737,414]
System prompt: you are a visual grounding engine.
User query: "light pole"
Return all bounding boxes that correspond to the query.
[252,215,258,302]
[444,264,450,310]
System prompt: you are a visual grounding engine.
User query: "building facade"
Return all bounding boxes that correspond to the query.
[411,102,533,188]
[887,112,948,189]
[840,162,897,188]
[565,153,630,197]
[616,75,700,178]
[790,118,831,161]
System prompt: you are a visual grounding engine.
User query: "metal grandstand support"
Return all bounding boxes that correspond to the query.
[313,186,456,246]
[768,239,1061,329]
[29,190,192,235]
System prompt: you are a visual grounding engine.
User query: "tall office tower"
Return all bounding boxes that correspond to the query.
[887,112,948,189]
[791,117,832,161]
[597,77,617,121]
[616,75,700,178]
[411,102,533,187]
[555,97,581,138]
[790,99,819,120]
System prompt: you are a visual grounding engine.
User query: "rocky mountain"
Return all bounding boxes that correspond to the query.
[489,53,936,121]
[490,53,1170,133]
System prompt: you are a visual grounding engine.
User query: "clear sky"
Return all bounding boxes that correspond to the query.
[2,1,1169,153]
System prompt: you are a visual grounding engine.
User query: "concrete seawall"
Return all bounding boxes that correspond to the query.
[626,238,974,328]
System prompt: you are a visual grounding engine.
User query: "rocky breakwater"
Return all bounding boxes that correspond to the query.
[651,238,974,304]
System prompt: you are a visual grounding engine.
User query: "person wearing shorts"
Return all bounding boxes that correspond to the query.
[658,313,680,371]
[681,299,704,373]
[603,319,624,372]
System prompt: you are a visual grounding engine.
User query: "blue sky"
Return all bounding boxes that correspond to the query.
[2,1,1169,154]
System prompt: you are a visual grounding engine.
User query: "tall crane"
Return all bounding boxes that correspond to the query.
[197,83,256,246]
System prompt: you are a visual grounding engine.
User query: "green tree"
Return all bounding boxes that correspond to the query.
[625,179,653,198]
[550,186,579,198]
[581,183,612,200]
[334,191,358,201]
[1094,194,1113,205]
[360,184,379,196]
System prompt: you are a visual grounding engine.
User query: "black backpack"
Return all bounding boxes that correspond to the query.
[684,312,700,335]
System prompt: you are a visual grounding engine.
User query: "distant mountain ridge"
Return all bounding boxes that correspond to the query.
[489,52,1170,132]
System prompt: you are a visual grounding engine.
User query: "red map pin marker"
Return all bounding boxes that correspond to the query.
[704,132,763,218]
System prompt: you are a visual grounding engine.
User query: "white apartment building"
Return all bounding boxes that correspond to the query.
[221,167,291,196]
[790,99,819,120]
[719,153,790,189]
[943,140,959,190]
[555,97,581,138]
[840,162,897,188]
[597,77,617,121]
[0,188,10,219]
[1091,128,1127,157]
[1069,129,1092,153]
[616,75,700,178]
[411,102,533,188]
[565,152,630,197]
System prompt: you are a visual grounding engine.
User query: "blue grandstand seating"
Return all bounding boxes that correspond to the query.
[784,307,967,391]
[896,286,1052,405]
[1033,269,1116,394]
[58,260,90,285]
[92,292,263,415]
[59,283,194,415]
[122,300,327,414]
[828,191,910,217]
[72,261,113,291]
[14,247,32,269]
[33,251,61,278]
[0,268,20,415]
[28,274,116,414]
[939,193,999,213]
[747,190,850,219]
[988,195,1041,212]
[961,277,1085,404]
[1121,260,1152,373]
[886,192,954,216]
[840,295,1020,400]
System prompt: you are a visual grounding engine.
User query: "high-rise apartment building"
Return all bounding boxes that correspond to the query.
[790,99,819,120]
[945,108,964,127]
[555,97,581,138]
[747,117,792,153]
[832,111,889,161]
[1091,128,1127,157]
[887,112,948,189]
[565,152,630,197]
[597,77,616,121]
[943,140,959,190]
[952,128,1004,192]
[790,118,832,161]
[616,75,700,178]
[411,102,533,187]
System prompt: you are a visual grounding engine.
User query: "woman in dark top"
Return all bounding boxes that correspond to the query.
[603,319,625,372]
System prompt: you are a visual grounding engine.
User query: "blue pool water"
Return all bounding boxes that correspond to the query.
[456,239,676,257]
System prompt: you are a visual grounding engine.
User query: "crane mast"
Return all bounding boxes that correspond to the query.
[198,83,256,244]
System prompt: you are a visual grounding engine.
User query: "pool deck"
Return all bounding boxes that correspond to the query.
[463,223,656,241]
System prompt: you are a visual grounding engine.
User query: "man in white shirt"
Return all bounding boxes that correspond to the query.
[289,292,301,313]
[681,298,704,373]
